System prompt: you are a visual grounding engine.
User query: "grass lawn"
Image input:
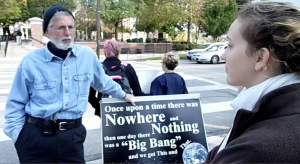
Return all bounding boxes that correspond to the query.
[146,54,186,60]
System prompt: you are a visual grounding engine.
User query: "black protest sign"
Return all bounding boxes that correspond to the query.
[100,94,208,163]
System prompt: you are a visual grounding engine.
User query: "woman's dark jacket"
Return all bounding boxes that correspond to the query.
[88,57,145,117]
[205,83,300,163]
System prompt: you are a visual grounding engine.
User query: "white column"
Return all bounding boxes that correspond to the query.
[28,17,44,48]
[25,27,29,39]
[21,27,25,40]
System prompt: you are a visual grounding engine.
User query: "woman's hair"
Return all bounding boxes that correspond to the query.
[238,2,300,73]
[162,52,179,70]
[104,39,121,58]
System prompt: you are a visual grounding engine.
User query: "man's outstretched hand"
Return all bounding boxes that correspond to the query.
[124,94,135,106]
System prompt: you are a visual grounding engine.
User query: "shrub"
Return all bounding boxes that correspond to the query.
[146,38,151,43]
[157,38,166,43]
[194,43,199,49]
[187,42,194,50]
[178,44,188,50]
[152,38,158,43]
[131,38,138,42]
[172,44,178,50]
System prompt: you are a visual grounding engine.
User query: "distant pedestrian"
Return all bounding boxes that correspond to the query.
[150,52,188,95]
[89,39,145,117]
[16,30,22,45]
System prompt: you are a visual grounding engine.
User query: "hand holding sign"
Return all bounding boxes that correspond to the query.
[123,94,135,106]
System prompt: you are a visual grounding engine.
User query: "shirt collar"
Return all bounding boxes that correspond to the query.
[44,42,77,61]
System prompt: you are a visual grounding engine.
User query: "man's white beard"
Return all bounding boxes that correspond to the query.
[49,36,74,50]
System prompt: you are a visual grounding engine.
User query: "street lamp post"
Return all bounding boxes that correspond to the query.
[4,32,8,57]
[96,0,101,59]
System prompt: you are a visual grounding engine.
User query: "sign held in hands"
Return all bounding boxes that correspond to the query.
[100,94,208,163]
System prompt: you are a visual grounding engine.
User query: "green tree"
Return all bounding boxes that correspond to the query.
[0,0,77,35]
[235,0,252,5]
[161,24,184,41]
[202,0,238,42]
[0,0,22,35]
[75,0,97,40]
[235,0,253,10]
[180,0,204,43]
[0,0,22,26]
[24,0,77,20]
[135,0,184,39]
[135,0,158,38]
[101,0,136,40]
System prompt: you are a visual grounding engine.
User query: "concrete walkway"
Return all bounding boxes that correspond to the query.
[0,41,36,59]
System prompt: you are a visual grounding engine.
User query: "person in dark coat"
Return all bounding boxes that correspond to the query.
[89,39,145,117]
[150,52,188,95]
[205,2,300,163]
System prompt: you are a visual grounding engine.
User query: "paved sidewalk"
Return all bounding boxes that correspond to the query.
[0,41,180,62]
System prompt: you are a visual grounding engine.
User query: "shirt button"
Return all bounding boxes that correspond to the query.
[58,110,62,113]
[65,77,68,80]
[65,104,68,107]
[44,85,48,89]
[63,64,66,67]
[65,90,68,93]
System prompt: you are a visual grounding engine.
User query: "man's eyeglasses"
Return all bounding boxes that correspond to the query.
[51,25,75,32]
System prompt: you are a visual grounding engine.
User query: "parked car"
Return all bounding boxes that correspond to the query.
[191,43,228,64]
[186,43,210,60]
[186,42,227,60]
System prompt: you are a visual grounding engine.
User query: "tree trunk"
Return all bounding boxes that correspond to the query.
[158,32,163,39]
[195,26,200,44]
[187,21,191,43]
[3,26,10,35]
[120,20,123,41]
[213,36,218,43]
[145,26,151,39]
[115,21,119,41]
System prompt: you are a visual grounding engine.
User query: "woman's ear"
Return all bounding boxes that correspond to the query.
[254,48,270,71]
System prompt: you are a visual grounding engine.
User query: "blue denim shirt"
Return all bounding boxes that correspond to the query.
[4,43,126,143]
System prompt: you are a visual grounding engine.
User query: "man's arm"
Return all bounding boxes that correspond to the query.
[127,64,145,96]
[4,64,29,143]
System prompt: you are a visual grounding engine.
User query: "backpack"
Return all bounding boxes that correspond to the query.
[17,31,22,36]
[102,62,132,98]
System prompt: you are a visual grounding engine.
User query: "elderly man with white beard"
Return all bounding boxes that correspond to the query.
[3,5,134,163]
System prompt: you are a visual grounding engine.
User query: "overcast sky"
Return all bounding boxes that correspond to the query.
[253,0,300,6]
